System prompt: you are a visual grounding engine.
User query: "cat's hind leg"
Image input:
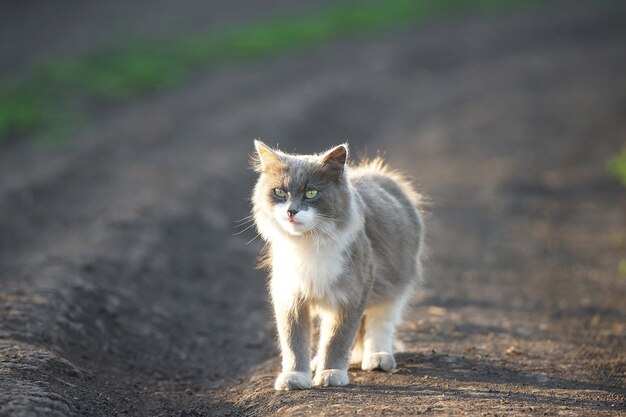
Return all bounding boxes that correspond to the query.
[349,316,365,368]
[361,294,410,372]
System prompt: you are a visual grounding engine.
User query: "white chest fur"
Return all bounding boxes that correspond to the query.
[271,237,349,308]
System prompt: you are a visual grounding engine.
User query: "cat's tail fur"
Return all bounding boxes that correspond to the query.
[351,156,423,208]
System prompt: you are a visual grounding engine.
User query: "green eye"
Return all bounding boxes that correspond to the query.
[273,188,287,198]
[304,189,318,199]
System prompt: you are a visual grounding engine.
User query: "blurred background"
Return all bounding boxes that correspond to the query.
[0,1,625,415]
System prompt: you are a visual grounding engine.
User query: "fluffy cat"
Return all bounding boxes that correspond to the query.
[251,140,424,390]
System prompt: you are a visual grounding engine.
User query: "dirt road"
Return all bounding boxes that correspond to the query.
[1,1,625,415]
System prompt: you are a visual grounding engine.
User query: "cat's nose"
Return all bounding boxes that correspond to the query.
[287,209,299,218]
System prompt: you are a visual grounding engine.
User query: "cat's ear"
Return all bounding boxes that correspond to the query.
[253,140,286,173]
[321,144,349,169]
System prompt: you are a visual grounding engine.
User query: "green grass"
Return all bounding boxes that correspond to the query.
[0,0,537,145]
[607,149,626,187]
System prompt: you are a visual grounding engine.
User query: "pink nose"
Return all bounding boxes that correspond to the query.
[287,209,298,218]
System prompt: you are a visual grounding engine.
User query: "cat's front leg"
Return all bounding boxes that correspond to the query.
[313,304,364,387]
[272,294,312,390]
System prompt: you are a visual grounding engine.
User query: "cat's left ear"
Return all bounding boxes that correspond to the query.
[321,144,349,169]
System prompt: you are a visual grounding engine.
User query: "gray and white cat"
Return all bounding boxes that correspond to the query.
[251,141,424,390]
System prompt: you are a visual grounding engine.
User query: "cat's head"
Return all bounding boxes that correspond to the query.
[252,140,351,239]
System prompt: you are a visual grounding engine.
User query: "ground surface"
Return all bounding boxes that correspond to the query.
[1,1,625,416]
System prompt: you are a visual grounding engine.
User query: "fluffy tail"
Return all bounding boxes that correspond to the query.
[352,156,423,207]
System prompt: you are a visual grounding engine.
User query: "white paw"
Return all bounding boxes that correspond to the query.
[274,371,312,391]
[313,369,349,387]
[362,352,396,372]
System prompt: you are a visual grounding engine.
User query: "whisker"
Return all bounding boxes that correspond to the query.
[245,233,262,245]
[233,218,254,228]
[312,221,322,249]
[232,223,256,235]
[234,214,254,223]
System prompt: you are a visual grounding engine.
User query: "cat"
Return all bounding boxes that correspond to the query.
[251,140,424,390]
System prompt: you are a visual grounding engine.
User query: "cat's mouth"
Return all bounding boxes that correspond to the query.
[281,216,311,235]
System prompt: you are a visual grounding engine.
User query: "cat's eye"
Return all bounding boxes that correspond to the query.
[273,188,287,198]
[304,189,318,199]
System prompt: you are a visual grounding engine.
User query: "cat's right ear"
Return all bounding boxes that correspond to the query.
[253,140,286,173]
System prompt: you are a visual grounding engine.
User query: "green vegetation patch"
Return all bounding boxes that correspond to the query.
[607,149,626,187]
[0,0,537,145]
